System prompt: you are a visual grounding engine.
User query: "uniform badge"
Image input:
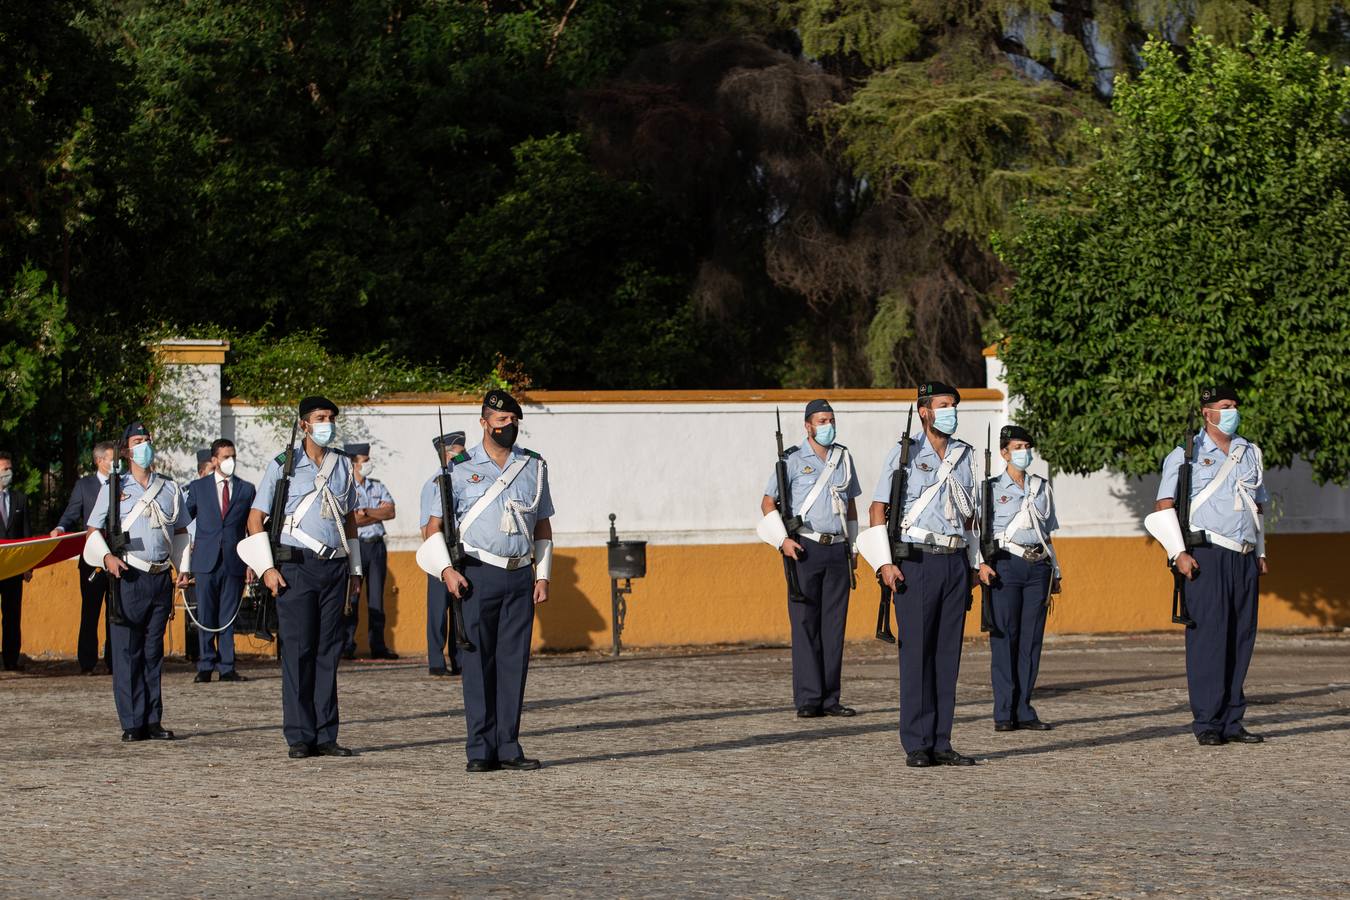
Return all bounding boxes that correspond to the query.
[917,462,933,472]
[998,495,1010,504]
[120,492,131,502]
[802,466,814,475]
[1201,457,1215,467]
[469,474,484,483]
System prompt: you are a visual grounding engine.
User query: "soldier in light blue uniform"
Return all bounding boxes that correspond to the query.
[342,442,398,660]
[975,425,1061,732]
[84,422,191,743]
[421,430,466,677]
[244,396,362,759]
[857,381,979,767]
[759,399,861,719]
[420,390,554,773]
[1154,386,1269,746]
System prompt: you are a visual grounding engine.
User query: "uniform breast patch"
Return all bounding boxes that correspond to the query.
[1201,457,1215,467]
[120,493,131,502]
[802,466,814,475]
[468,474,484,483]
[998,495,1011,504]
[917,462,933,472]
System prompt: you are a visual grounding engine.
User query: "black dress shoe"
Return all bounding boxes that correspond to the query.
[288,743,312,759]
[1226,728,1264,744]
[429,667,449,677]
[313,742,353,757]
[466,759,500,773]
[823,704,856,717]
[1196,730,1226,746]
[796,706,824,718]
[121,728,147,743]
[1020,719,1053,731]
[905,750,933,768]
[994,721,1017,732]
[193,671,212,684]
[932,749,976,766]
[370,649,400,660]
[145,723,175,741]
[500,756,542,771]
[218,671,248,682]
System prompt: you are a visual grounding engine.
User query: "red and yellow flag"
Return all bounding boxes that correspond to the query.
[0,533,87,581]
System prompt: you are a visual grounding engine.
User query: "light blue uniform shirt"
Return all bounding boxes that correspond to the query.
[989,471,1059,546]
[1156,432,1267,545]
[87,472,190,563]
[354,477,393,540]
[426,443,554,559]
[871,434,976,542]
[419,472,442,529]
[251,446,358,552]
[764,442,861,535]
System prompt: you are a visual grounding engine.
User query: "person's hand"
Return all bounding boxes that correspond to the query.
[1051,577,1062,595]
[104,554,128,578]
[879,563,903,591]
[533,579,549,605]
[262,567,286,594]
[977,563,996,586]
[1174,552,1199,580]
[167,598,176,622]
[1257,557,1269,577]
[245,567,257,584]
[48,528,63,538]
[176,572,191,588]
[442,567,469,599]
[781,538,803,561]
[348,574,362,597]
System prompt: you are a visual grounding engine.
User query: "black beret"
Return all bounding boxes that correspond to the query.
[482,389,523,418]
[122,421,150,443]
[1200,386,1238,405]
[195,448,213,465]
[298,395,339,418]
[918,381,961,403]
[343,443,370,457]
[999,425,1034,448]
[804,399,834,420]
[433,431,467,451]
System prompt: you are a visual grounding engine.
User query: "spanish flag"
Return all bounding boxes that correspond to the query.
[0,533,87,581]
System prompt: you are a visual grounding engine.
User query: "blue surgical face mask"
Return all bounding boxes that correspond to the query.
[814,423,836,446]
[1216,408,1240,436]
[310,422,336,447]
[930,407,958,435]
[130,442,154,468]
[1009,448,1034,470]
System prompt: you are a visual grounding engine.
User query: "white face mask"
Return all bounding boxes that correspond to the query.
[310,422,336,447]
[360,461,374,478]
[217,457,236,478]
[0,470,12,489]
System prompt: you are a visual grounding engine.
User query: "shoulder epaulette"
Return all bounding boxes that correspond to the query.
[521,448,544,461]
[452,451,470,464]
[275,451,289,464]
[785,445,800,455]
[832,442,849,450]
[368,477,382,484]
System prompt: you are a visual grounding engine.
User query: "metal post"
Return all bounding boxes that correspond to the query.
[610,577,632,658]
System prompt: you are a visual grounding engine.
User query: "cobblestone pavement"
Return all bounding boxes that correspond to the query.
[2,632,1347,898]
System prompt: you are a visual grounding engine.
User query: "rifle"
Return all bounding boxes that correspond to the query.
[254,419,301,641]
[875,405,914,643]
[104,460,129,626]
[773,409,806,604]
[436,408,475,651]
[978,425,996,634]
[1170,411,1202,627]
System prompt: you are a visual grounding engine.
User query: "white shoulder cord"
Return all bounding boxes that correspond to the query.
[501,458,547,535]
[1232,444,1265,531]
[826,449,853,527]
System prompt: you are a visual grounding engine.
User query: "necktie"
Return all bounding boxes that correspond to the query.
[0,492,7,531]
[221,479,230,517]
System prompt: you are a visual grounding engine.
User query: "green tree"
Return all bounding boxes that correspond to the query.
[997,22,1350,484]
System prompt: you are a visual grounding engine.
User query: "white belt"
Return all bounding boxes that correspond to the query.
[997,538,1050,561]
[798,530,846,546]
[1201,531,1256,555]
[125,554,173,574]
[904,528,966,550]
[287,528,348,560]
[463,543,533,571]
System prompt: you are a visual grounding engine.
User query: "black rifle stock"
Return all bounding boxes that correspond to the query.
[436,408,475,651]
[773,409,806,603]
[104,461,130,626]
[875,405,915,642]
[1171,412,1201,627]
[979,425,996,634]
[255,419,300,641]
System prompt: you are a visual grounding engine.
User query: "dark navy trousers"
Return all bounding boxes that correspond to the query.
[459,559,534,762]
[110,568,173,731]
[989,554,1052,724]
[276,551,348,747]
[195,566,243,674]
[896,550,969,754]
[343,538,389,654]
[426,574,460,672]
[1185,545,1260,737]
[786,538,850,710]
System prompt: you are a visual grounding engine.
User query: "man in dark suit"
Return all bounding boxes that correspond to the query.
[182,439,255,683]
[52,442,118,674]
[0,450,33,671]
